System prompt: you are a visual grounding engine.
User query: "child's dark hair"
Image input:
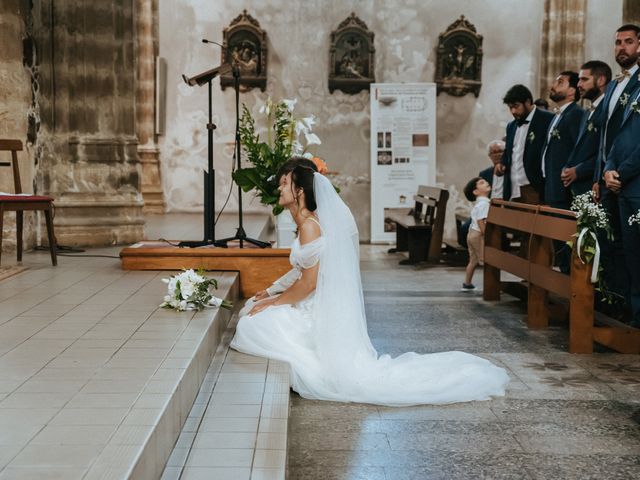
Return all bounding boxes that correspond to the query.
[463,177,482,201]
[290,164,317,211]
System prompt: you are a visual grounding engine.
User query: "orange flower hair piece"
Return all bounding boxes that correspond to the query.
[312,156,328,174]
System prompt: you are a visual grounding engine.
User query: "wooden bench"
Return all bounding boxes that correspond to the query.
[483,199,640,354]
[386,186,449,265]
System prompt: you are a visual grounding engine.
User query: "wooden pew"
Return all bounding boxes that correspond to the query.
[483,199,640,354]
[386,186,449,265]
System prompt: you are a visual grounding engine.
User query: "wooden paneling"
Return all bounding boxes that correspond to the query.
[120,242,291,298]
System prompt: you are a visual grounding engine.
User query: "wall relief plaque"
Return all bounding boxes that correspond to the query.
[220,10,267,92]
[435,15,483,97]
[328,13,375,94]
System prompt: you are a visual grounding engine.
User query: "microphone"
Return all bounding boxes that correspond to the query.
[202,39,226,50]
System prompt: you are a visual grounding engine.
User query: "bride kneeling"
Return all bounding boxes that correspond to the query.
[231,158,509,406]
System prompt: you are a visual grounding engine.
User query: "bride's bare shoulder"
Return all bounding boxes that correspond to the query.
[299,217,321,245]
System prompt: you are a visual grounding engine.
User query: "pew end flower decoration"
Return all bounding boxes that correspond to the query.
[160,269,233,312]
[568,191,621,304]
[233,98,323,215]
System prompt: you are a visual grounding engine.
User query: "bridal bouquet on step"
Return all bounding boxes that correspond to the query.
[160,269,232,312]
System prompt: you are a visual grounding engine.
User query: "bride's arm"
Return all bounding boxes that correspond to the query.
[249,220,320,315]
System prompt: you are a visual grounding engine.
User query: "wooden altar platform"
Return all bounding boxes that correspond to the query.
[120,241,291,297]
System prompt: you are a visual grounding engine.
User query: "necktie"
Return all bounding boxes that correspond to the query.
[615,69,630,83]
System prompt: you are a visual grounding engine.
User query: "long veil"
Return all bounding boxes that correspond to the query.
[309,173,509,405]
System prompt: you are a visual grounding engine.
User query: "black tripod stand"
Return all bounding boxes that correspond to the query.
[217,65,271,249]
[179,65,230,248]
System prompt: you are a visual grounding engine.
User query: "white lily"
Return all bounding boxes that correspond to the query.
[282,98,297,112]
[304,132,322,146]
[292,140,304,155]
[302,152,314,159]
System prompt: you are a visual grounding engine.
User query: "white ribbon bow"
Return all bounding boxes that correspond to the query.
[576,227,600,284]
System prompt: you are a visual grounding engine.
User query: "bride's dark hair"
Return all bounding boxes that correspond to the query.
[291,164,317,212]
[276,156,318,181]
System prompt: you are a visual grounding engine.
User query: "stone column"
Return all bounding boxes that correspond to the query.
[539,0,587,99]
[31,0,145,247]
[136,0,165,214]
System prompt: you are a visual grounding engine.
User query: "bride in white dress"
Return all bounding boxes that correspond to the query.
[231,161,509,406]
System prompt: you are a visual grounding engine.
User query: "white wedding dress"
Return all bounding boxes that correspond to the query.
[231,173,509,406]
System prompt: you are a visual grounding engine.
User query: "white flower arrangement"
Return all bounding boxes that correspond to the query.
[619,92,630,107]
[568,191,622,304]
[570,191,610,230]
[160,269,232,312]
[629,209,640,227]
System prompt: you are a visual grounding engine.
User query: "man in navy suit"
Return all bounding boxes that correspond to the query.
[496,85,554,204]
[604,83,640,327]
[540,72,584,273]
[594,25,640,310]
[562,61,612,197]
[541,71,584,211]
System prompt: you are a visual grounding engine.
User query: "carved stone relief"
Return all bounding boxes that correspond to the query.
[328,13,375,95]
[220,10,268,92]
[435,15,483,97]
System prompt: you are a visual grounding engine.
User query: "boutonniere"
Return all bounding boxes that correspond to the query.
[550,127,561,140]
[586,121,597,133]
[630,100,640,114]
[528,131,535,144]
[620,92,630,107]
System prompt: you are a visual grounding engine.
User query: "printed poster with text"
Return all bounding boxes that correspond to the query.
[370,83,436,242]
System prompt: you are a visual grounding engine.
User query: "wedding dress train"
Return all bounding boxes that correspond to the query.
[231,173,509,406]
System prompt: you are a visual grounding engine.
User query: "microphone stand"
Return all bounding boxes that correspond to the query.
[178,65,231,248]
[218,63,271,249]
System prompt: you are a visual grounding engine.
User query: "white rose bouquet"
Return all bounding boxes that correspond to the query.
[160,269,232,312]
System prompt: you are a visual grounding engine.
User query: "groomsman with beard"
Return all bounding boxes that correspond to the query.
[562,61,612,196]
[540,71,584,273]
[594,25,640,312]
[495,85,554,204]
[541,71,584,211]
[603,80,640,327]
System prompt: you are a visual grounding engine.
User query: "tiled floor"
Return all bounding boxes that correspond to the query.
[3,215,640,479]
[161,312,289,480]
[287,246,640,480]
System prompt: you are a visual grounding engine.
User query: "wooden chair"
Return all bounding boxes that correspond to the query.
[385,185,449,264]
[0,139,57,266]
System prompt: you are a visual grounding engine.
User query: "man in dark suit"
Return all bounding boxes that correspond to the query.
[540,72,583,273]
[480,140,506,192]
[604,84,640,327]
[594,24,640,309]
[562,61,612,197]
[541,71,584,211]
[460,140,506,248]
[496,85,554,204]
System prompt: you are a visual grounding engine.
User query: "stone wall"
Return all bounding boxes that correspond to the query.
[30,0,144,247]
[158,0,625,242]
[0,0,38,252]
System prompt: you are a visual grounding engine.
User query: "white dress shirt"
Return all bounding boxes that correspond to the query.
[608,64,639,118]
[541,102,573,177]
[491,174,504,199]
[589,93,604,120]
[509,106,537,200]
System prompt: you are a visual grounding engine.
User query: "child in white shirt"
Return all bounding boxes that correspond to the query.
[462,177,492,291]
